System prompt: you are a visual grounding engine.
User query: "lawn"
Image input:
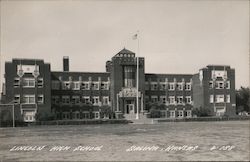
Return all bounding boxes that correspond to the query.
[0,121,249,161]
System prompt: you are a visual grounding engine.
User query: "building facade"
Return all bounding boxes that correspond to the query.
[0,48,236,122]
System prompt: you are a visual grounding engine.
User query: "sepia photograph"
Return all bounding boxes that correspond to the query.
[0,0,249,161]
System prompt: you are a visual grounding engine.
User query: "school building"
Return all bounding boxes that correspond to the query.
[0,48,236,122]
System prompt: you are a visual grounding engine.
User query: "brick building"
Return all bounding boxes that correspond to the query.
[0,48,236,122]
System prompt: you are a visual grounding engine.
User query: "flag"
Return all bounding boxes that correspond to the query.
[132,33,137,40]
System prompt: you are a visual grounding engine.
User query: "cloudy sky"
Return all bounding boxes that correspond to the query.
[0,0,249,90]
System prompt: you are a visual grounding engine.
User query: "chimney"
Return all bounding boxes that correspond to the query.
[63,56,69,72]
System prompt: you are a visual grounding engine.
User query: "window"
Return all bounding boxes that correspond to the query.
[210,95,214,103]
[215,81,224,89]
[186,110,192,117]
[150,83,158,90]
[82,82,90,90]
[72,82,80,90]
[62,96,70,105]
[170,111,175,118]
[209,81,214,89]
[14,95,20,104]
[186,96,192,104]
[151,96,158,103]
[37,78,43,88]
[101,82,109,90]
[102,96,109,105]
[94,112,100,119]
[159,83,166,90]
[23,95,35,104]
[169,96,175,105]
[72,96,80,105]
[82,96,90,104]
[185,83,192,90]
[37,95,44,104]
[169,83,175,91]
[226,95,230,103]
[226,81,230,89]
[93,96,100,105]
[215,95,224,103]
[62,82,71,90]
[92,82,99,90]
[177,96,183,104]
[14,78,20,87]
[23,78,35,87]
[52,96,60,104]
[177,83,183,91]
[52,81,60,90]
[177,111,184,118]
[160,96,166,104]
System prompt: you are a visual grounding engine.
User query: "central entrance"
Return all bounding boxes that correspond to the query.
[125,100,135,114]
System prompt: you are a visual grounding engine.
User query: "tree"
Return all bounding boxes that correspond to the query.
[236,87,250,114]
[192,107,211,117]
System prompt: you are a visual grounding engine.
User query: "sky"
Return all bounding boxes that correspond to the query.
[0,0,249,90]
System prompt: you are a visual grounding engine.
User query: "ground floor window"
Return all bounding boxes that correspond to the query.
[185,110,192,117]
[170,111,175,118]
[94,112,100,119]
[72,111,80,119]
[82,112,90,119]
[177,110,184,118]
[23,111,36,122]
[62,112,70,119]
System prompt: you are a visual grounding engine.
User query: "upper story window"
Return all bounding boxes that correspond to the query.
[151,96,158,103]
[186,96,192,104]
[62,81,71,90]
[210,95,214,103]
[215,95,224,103]
[150,82,158,90]
[23,78,35,88]
[37,78,43,88]
[72,82,80,90]
[101,82,109,90]
[226,81,230,89]
[102,96,109,105]
[169,83,175,91]
[72,96,80,104]
[160,96,166,104]
[215,81,224,89]
[82,82,90,90]
[52,96,60,104]
[169,96,175,104]
[52,81,60,90]
[177,96,183,104]
[209,81,214,89]
[176,83,183,91]
[37,94,44,104]
[23,94,35,104]
[14,78,20,87]
[226,95,230,103]
[14,94,20,104]
[185,83,192,90]
[62,96,70,104]
[82,96,90,104]
[92,96,100,105]
[159,83,166,90]
[92,82,99,90]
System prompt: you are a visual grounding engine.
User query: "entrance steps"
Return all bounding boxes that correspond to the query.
[124,113,155,124]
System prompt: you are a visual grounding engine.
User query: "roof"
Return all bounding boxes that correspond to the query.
[113,48,135,57]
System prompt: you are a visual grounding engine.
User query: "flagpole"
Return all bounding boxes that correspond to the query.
[136,31,139,119]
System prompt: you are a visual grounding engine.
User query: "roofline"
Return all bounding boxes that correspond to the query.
[51,71,110,74]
